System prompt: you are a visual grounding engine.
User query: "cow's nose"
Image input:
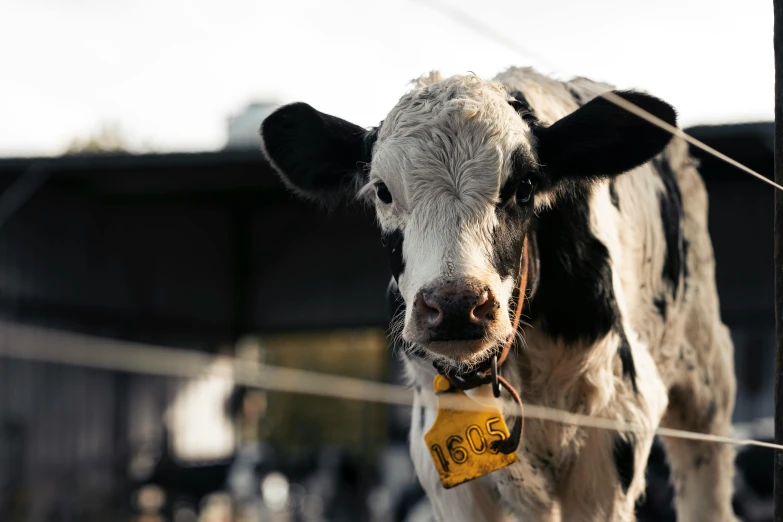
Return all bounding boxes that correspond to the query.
[416,284,499,337]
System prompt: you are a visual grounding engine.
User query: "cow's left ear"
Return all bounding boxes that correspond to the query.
[260,102,377,205]
[531,90,676,182]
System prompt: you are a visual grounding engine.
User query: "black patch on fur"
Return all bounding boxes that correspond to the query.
[419,406,426,430]
[532,90,676,182]
[532,197,638,392]
[531,197,618,344]
[507,90,539,126]
[493,188,534,280]
[609,180,620,210]
[568,87,585,106]
[498,152,535,208]
[617,328,638,394]
[568,85,583,106]
[613,435,636,494]
[261,102,377,203]
[653,296,667,319]
[382,229,405,282]
[653,157,684,298]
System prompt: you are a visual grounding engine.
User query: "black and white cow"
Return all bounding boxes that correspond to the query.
[260,67,737,522]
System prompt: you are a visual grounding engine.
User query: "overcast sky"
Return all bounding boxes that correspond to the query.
[0,0,773,157]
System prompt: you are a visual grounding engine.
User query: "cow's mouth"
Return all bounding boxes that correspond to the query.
[419,335,507,368]
[403,310,514,367]
[427,326,486,343]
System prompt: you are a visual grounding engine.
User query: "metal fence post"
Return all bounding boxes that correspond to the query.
[774,1,783,520]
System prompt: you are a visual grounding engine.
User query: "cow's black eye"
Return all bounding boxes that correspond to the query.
[517,178,534,204]
[376,182,393,204]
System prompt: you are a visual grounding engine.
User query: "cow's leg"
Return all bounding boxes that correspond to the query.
[558,429,630,522]
[558,427,655,522]
[492,445,562,521]
[556,336,667,522]
[660,326,738,522]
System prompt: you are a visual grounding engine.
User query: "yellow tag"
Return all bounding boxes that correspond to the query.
[424,375,517,489]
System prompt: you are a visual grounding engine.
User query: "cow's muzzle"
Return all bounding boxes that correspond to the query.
[414,279,500,343]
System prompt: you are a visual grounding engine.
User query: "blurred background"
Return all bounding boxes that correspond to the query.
[0,0,777,521]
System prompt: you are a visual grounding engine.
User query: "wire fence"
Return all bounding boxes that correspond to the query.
[0,321,779,452]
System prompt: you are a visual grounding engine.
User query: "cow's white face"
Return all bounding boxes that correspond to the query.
[364,75,537,365]
[260,72,676,368]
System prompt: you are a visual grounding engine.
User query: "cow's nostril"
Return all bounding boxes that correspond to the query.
[471,290,498,323]
[418,293,443,327]
[416,284,500,340]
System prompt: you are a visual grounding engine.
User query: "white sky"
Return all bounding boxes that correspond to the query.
[0,0,774,157]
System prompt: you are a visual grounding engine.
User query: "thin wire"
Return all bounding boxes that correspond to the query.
[601,91,783,192]
[413,0,783,192]
[0,320,779,452]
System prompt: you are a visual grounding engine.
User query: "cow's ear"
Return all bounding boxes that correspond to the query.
[260,102,377,204]
[531,90,676,183]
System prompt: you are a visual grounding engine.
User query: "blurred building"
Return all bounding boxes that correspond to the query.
[686,122,775,423]
[0,121,775,521]
[225,103,280,150]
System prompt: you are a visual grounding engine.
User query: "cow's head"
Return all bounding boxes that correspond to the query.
[260,73,675,368]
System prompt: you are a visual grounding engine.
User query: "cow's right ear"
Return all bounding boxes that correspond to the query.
[530,90,676,183]
[260,102,377,204]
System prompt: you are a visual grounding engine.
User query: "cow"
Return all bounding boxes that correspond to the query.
[259,67,737,522]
